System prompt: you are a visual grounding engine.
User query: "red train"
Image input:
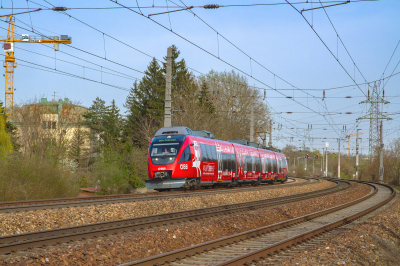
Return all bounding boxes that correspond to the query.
[145,127,288,191]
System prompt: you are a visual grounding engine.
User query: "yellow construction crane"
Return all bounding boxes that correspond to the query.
[0,9,72,116]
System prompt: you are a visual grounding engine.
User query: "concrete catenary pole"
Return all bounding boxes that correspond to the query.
[322,147,324,174]
[379,121,384,183]
[356,129,360,180]
[325,147,328,177]
[338,139,341,179]
[268,120,272,147]
[250,104,254,142]
[164,47,172,127]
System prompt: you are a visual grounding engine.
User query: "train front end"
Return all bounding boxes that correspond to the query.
[145,127,195,191]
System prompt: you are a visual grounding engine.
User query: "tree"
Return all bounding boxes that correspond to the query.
[68,125,89,164]
[0,101,18,151]
[84,98,123,149]
[124,58,165,146]
[0,115,13,159]
[198,81,215,114]
[103,99,123,146]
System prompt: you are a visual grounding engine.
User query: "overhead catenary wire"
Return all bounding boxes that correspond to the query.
[0,23,141,82]
[109,0,346,137]
[17,58,130,92]
[0,0,379,10]
[0,18,146,76]
[284,0,367,98]
[318,0,368,83]
[7,0,396,150]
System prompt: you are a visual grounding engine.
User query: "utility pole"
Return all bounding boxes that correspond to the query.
[164,47,172,127]
[325,146,328,177]
[268,120,272,147]
[379,121,384,183]
[322,147,325,175]
[356,129,360,180]
[338,139,340,179]
[250,104,254,142]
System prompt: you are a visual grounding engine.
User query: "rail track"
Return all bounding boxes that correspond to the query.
[120,180,395,266]
[0,178,301,214]
[0,178,339,255]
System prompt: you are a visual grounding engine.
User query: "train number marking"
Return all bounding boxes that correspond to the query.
[180,164,188,170]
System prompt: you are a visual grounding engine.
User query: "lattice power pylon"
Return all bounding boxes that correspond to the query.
[357,81,391,158]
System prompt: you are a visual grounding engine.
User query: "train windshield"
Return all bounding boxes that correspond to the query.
[150,135,186,165]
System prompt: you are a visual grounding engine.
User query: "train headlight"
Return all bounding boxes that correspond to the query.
[155,158,158,161]
[169,157,173,160]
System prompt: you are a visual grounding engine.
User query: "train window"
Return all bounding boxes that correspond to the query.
[273,158,278,172]
[243,155,247,171]
[281,158,286,168]
[231,154,236,171]
[178,146,192,163]
[200,144,208,161]
[247,156,252,172]
[268,158,274,173]
[255,157,261,172]
[279,158,282,172]
[210,145,218,162]
[222,153,228,171]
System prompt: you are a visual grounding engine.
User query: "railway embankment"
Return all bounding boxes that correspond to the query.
[0,179,331,236]
[272,187,400,266]
[0,180,370,265]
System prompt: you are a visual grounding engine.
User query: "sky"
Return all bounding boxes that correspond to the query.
[1,0,399,154]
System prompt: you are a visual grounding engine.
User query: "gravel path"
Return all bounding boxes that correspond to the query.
[270,186,400,266]
[0,180,332,236]
[0,181,370,265]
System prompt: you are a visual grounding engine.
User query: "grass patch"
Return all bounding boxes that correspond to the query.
[0,155,79,201]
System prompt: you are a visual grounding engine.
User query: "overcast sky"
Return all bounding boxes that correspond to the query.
[1,0,399,153]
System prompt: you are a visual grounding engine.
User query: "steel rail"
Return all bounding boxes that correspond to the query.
[0,178,297,208]
[122,180,395,266]
[0,178,304,214]
[0,179,341,255]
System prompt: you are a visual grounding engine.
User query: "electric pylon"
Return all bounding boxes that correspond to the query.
[357,81,391,158]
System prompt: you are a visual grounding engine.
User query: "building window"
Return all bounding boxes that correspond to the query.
[42,121,57,130]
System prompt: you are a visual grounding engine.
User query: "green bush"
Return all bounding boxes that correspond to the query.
[92,147,146,194]
[0,155,79,201]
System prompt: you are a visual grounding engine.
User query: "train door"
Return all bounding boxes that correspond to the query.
[243,152,247,179]
[216,144,222,180]
[251,151,255,174]
[277,157,283,178]
[232,146,238,180]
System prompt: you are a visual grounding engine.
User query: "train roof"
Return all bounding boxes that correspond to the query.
[154,126,196,137]
[192,129,215,139]
[154,127,284,154]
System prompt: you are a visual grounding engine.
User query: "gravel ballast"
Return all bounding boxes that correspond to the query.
[0,180,333,236]
[0,181,371,265]
[270,187,400,266]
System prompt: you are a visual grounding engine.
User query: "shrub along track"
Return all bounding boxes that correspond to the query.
[0,178,340,256]
[0,178,301,214]
[120,180,395,266]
